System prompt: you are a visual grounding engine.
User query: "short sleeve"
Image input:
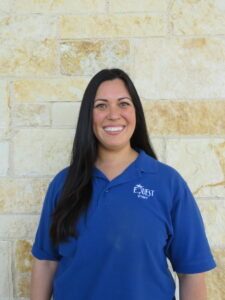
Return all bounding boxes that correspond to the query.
[166,176,216,274]
[32,180,61,261]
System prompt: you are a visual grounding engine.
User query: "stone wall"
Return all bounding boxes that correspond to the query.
[0,0,224,299]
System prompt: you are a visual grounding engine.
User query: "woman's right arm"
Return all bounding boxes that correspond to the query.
[30,257,59,300]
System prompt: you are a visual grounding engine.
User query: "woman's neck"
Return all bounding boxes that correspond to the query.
[95,145,139,181]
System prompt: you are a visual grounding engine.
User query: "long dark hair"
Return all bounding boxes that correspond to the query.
[50,68,157,246]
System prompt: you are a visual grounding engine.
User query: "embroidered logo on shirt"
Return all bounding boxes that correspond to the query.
[133,184,155,199]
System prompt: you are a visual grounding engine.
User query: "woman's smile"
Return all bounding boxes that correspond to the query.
[103,125,125,134]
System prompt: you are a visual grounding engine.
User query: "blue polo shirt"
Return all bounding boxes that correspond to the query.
[32,150,216,300]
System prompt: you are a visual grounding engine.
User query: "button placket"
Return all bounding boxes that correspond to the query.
[97,183,111,207]
[103,183,111,194]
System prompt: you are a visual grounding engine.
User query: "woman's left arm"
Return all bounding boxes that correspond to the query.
[177,273,207,300]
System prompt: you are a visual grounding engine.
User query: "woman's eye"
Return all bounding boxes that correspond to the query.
[120,102,130,107]
[95,103,107,109]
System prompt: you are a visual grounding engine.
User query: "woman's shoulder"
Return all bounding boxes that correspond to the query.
[142,151,184,182]
[141,151,189,199]
[157,159,183,180]
[51,166,70,183]
[143,153,193,207]
[48,166,70,195]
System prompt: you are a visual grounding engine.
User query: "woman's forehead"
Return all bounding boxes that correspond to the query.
[95,79,130,98]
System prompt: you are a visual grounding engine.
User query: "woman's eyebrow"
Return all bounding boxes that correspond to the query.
[94,97,131,102]
[118,97,131,101]
[94,98,108,102]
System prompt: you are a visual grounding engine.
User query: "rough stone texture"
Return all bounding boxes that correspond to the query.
[13,78,89,102]
[13,0,106,13]
[198,200,225,248]
[110,0,167,12]
[13,129,74,176]
[199,200,225,249]
[0,15,57,40]
[15,240,33,273]
[0,129,16,141]
[166,139,225,198]
[12,104,50,127]
[171,0,225,35]
[0,39,57,76]
[0,215,39,238]
[0,177,50,213]
[150,138,165,162]
[52,102,81,128]
[60,14,166,38]
[0,80,9,129]
[206,249,225,300]
[0,241,13,297]
[0,0,13,14]
[0,141,9,176]
[15,275,30,298]
[134,38,225,99]
[143,100,225,135]
[60,40,130,76]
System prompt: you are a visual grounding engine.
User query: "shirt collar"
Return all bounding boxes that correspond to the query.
[134,149,158,174]
[93,149,158,179]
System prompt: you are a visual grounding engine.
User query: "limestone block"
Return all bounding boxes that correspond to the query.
[0,215,39,238]
[52,102,81,128]
[212,248,225,265]
[12,104,50,127]
[13,0,106,13]
[0,0,13,14]
[171,0,225,35]
[206,249,225,300]
[0,80,10,129]
[15,240,33,273]
[15,275,30,298]
[0,130,8,139]
[0,128,16,140]
[150,138,165,162]
[0,39,57,76]
[0,241,13,297]
[60,40,130,76]
[0,142,9,176]
[0,15,57,40]
[110,0,167,12]
[60,14,166,39]
[198,200,225,248]
[166,139,225,197]
[134,38,225,99]
[0,177,50,213]
[13,78,88,102]
[143,100,225,135]
[13,129,74,176]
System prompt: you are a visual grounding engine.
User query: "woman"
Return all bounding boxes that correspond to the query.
[31,69,216,300]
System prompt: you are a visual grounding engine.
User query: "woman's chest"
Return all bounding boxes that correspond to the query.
[59,176,173,261]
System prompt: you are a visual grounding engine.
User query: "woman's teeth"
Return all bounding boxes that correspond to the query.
[104,127,124,132]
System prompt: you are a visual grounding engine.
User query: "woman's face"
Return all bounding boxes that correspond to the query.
[93,79,136,152]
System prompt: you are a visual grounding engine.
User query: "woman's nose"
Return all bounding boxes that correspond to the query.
[107,105,120,119]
